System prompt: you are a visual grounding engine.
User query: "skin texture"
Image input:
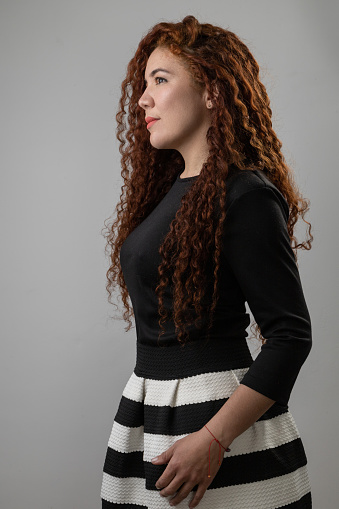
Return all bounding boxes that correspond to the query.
[139,47,276,509]
[139,46,213,178]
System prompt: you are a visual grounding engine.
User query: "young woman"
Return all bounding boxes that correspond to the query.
[101,15,313,509]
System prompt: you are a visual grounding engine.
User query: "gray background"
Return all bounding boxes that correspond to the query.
[1,1,337,508]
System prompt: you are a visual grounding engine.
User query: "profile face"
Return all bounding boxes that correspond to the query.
[138,46,211,153]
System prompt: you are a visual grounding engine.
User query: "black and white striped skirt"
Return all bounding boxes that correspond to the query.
[101,337,312,508]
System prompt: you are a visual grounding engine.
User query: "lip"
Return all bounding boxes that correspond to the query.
[147,119,159,128]
[145,116,160,127]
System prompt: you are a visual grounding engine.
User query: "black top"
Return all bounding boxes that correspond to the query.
[120,169,312,406]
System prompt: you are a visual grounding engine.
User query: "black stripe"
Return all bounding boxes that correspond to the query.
[144,398,230,435]
[145,438,307,490]
[134,337,253,379]
[103,448,145,479]
[114,396,144,428]
[282,491,312,508]
[144,399,288,435]
[114,393,288,432]
[210,438,308,489]
[102,501,147,509]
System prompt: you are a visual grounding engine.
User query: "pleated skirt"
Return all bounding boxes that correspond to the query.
[101,337,312,508]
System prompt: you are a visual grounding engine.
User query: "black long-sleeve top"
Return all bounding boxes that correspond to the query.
[120,168,312,407]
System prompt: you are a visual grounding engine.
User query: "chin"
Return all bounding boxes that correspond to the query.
[149,138,175,150]
[149,133,180,151]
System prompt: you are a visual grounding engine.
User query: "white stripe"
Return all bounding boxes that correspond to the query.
[121,371,145,402]
[122,368,250,406]
[101,473,148,507]
[143,411,300,460]
[101,465,311,508]
[229,410,301,457]
[108,420,144,453]
[107,411,300,459]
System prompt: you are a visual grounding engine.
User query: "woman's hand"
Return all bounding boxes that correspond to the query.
[151,427,229,508]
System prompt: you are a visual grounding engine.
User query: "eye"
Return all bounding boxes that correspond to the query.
[155,76,167,84]
[143,76,167,90]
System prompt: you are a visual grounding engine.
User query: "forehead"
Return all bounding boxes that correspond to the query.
[144,47,183,76]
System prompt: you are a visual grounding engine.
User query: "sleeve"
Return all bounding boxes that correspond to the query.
[222,186,312,407]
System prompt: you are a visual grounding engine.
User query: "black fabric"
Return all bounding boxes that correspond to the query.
[134,337,253,379]
[283,492,312,508]
[221,173,312,405]
[119,168,312,407]
[102,501,147,509]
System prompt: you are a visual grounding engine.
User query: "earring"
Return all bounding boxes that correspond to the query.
[207,101,213,109]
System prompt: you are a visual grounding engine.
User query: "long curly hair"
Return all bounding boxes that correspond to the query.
[101,15,313,347]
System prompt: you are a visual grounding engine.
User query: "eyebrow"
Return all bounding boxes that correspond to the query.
[144,68,171,85]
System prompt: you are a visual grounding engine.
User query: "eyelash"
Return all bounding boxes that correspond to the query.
[144,76,167,90]
[155,76,167,84]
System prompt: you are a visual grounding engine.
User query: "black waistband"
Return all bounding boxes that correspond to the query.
[134,337,253,380]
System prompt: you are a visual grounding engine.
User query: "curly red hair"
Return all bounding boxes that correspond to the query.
[101,15,313,347]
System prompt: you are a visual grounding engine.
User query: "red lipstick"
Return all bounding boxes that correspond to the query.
[145,116,159,128]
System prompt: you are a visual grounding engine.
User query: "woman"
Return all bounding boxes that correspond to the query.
[101,15,313,509]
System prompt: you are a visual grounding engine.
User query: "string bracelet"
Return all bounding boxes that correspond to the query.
[204,424,231,478]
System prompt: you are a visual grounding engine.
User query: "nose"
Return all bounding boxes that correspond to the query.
[138,88,153,110]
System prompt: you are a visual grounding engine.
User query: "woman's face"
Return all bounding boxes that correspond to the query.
[138,46,211,153]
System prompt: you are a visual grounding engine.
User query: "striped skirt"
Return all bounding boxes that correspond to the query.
[101,337,312,508]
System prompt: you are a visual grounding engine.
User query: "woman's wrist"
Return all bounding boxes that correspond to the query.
[198,424,232,478]
[200,384,276,451]
[204,424,231,452]
[200,421,233,451]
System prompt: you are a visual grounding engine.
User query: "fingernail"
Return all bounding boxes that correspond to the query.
[151,456,158,462]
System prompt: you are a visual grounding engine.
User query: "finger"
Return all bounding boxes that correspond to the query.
[152,457,167,465]
[188,483,208,509]
[156,469,176,492]
[152,445,173,465]
[158,475,185,498]
[168,481,196,506]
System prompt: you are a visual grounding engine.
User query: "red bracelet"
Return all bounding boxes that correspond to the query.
[204,424,231,478]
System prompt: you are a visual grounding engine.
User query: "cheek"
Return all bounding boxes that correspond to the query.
[167,93,202,124]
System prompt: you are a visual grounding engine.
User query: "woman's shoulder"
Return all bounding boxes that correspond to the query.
[226,167,274,199]
[225,168,290,221]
